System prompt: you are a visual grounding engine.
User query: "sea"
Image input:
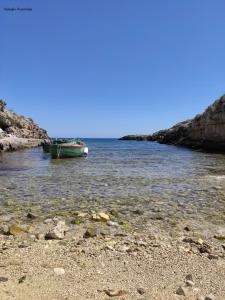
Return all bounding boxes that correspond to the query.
[0,138,225,227]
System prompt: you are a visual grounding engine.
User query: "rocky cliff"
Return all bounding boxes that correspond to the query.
[151,94,225,151]
[0,100,49,151]
[120,93,225,152]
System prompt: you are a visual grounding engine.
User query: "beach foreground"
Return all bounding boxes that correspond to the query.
[0,211,224,300]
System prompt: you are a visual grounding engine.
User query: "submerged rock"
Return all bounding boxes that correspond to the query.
[83,228,98,238]
[9,225,25,236]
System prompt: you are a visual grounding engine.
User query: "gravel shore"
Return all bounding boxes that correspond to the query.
[0,211,224,300]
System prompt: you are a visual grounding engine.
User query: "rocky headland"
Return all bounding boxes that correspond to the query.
[0,100,49,151]
[120,94,225,152]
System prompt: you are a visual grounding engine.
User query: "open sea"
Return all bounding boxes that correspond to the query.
[1,138,225,227]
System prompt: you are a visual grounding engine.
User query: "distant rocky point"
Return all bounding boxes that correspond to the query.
[120,93,225,152]
[119,135,150,141]
[0,99,49,151]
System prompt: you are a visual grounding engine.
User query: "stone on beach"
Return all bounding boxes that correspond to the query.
[45,221,69,240]
[104,289,128,297]
[54,268,65,276]
[205,294,216,300]
[92,212,110,222]
[176,286,188,296]
[107,220,119,227]
[83,228,98,238]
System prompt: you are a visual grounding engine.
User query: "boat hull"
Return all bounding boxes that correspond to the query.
[50,144,86,158]
[42,144,51,153]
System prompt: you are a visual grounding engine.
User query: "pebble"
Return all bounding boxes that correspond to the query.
[18,275,26,283]
[197,296,204,300]
[0,276,8,282]
[185,274,194,286]
[205,294,216,300]
[137,288,145,295]
[107,221,119,227]
[185,274,193,281]
[185,280,194,287]
[53,267,65,275]
[104,289,128,297]
[176,286,188,296]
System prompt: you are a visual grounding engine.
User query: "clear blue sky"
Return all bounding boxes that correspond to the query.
[1,0,225,138]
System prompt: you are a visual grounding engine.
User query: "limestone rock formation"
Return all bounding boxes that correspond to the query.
[151,94,225,151]
[0,99,49,151]
[120,93,225,152]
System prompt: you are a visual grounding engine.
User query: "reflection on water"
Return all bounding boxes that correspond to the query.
[1,139,225,224]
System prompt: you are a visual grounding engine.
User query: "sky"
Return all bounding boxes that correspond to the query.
[1,0,225,138]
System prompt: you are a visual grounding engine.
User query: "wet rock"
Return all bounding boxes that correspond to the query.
[45,220,68,240]
[98,212,110,222]
[133,209,143,215]
[44,218,53,224]
[83,228,98,238]
[110,208,119,217]
[1,214,13,222]
[205,294,216,300]
[107,221,119,227]
[9,225,25,236]
[176,286,188,296]
[77,212,88,218]
[71,217,84,225]
[0,277,8,282]
[137,288,145,295]
[184,225,191,231]
[27,212,37,219]
[54,267,65,275]
[104,289,128,297]
[214,235,225,241]
[91,213,101,221]
[0,225,10,235]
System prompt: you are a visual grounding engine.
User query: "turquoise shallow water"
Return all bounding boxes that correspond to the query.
[1,138,225,223]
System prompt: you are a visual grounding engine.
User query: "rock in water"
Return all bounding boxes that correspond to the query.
[98,212,110,222]
[9,225,25,236]
[83,228,98,238]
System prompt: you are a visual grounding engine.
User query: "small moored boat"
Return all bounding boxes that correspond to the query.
[50,139,88,158]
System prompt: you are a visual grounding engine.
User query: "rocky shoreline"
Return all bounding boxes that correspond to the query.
[120,94,225,152]
[0,207,224,299]
[0,100,49,152]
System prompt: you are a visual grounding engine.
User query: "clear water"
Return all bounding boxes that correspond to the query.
[1,139,225,225]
